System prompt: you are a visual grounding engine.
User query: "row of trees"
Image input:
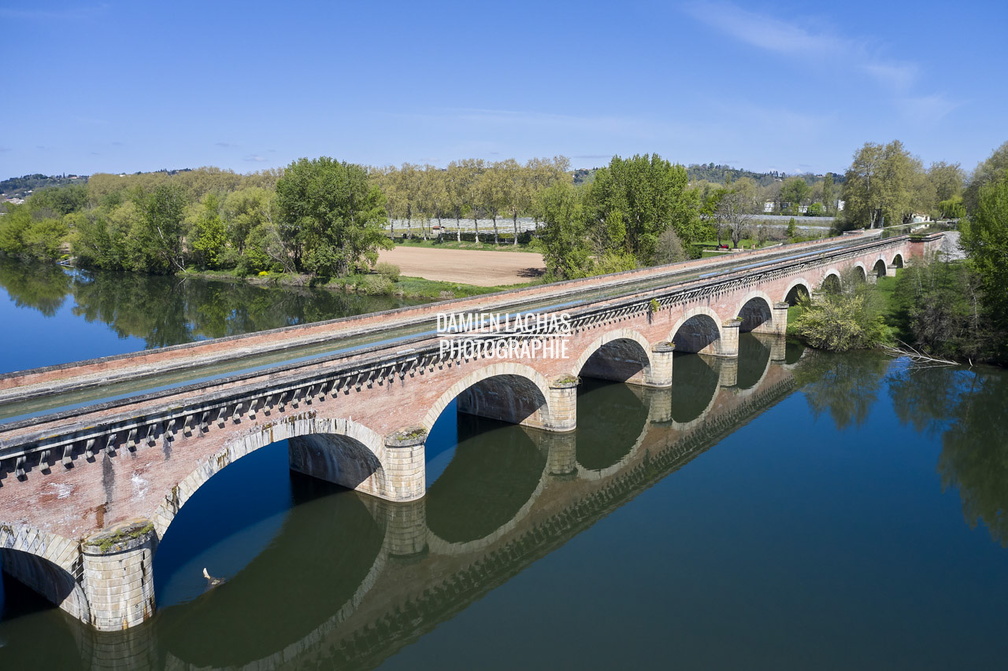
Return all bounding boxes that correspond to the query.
[372,158,570,244]
[0,158,576,276]
[1,141,1005,287]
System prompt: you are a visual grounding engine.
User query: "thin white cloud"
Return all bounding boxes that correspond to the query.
[681,2,845,58]
[244,154,267,162]
[682,1,954,125]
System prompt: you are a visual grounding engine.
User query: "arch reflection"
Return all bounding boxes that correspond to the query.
[670,353,720,424]
[425,415,546,545]
[576,378,649,472]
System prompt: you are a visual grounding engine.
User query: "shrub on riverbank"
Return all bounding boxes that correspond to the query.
[791,269,893,352]
[792,290,891,352]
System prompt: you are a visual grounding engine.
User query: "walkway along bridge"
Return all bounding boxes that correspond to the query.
[0,231,942,631]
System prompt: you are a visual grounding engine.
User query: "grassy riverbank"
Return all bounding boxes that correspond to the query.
[180,267,535,301]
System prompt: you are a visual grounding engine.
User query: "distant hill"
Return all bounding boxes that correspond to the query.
[1,173,88,199]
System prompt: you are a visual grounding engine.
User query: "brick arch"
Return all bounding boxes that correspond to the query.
[851,262,868,282]
[735,290,775,333]
[0,523,91,624]
[421,362,556,433]
[872,258,888,278]
[570,328,654,384]
[782,277,812,305]
[820,268,842,292]
[151,416,388,539]
[669,306,724,354]
[892,253,905,268]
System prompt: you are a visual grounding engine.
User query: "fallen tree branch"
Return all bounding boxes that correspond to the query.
[884,340,959,366]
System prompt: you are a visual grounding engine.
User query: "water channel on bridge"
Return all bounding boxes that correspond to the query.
[2,258,1008,669]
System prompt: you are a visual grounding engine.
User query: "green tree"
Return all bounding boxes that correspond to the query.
[841,140,924,229]
[26,183,88,217]
[0,203,32,255]
[479,163,509,244]
[22,216,69,260]
[129,184,187,273]
[821,173,836,214]
[963,141,1008,213]
[537,181,590,279]
[715,178,758,248]
[186,192,228,270]
[779,177,810,213]
[222,186,277,255]
[418,165,449,234]
[926,161,965,212]
[275,157,391,277]
[893,256,993,361]
[960,173,1008,350]
[585,154,701,265]
[73,201,138,270]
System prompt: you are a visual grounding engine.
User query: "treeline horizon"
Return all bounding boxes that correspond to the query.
[0,141,1005,281]
[0,161,841,199]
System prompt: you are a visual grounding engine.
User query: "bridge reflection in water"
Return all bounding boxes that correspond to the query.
[0,338,800,669]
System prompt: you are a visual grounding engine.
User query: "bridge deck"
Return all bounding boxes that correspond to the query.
[0,233,880,426]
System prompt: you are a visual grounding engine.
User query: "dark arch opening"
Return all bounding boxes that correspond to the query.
[0,547,81,620]
[456,374,550,426]
[673,314,721,354]
[158,476,384,669]
[873,259,887,278]
[738,297,773,333]
[852,265,867,283]
[784,283,810,306]
[579,338,650,383]
[576,378,648,471]
[288,432,381,493]
[0,554,83,666]
[736,335,772,390]
[820,274,842,294]
[892,254,905,269]
[670,353,720,424]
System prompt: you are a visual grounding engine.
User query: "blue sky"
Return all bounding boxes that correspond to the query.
[1,0,1005,178]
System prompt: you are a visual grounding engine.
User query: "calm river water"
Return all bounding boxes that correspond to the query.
[2,257,1008,669]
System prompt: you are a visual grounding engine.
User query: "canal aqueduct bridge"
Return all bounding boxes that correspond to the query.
[0,232,941,631]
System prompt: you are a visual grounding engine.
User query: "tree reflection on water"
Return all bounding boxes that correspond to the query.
[890,362,1008,546]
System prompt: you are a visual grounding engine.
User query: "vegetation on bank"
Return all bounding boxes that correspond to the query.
[784,141,1008,364]
[0,139,1004,303]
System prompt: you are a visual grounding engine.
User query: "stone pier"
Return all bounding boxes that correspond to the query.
[81,520,157,631]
